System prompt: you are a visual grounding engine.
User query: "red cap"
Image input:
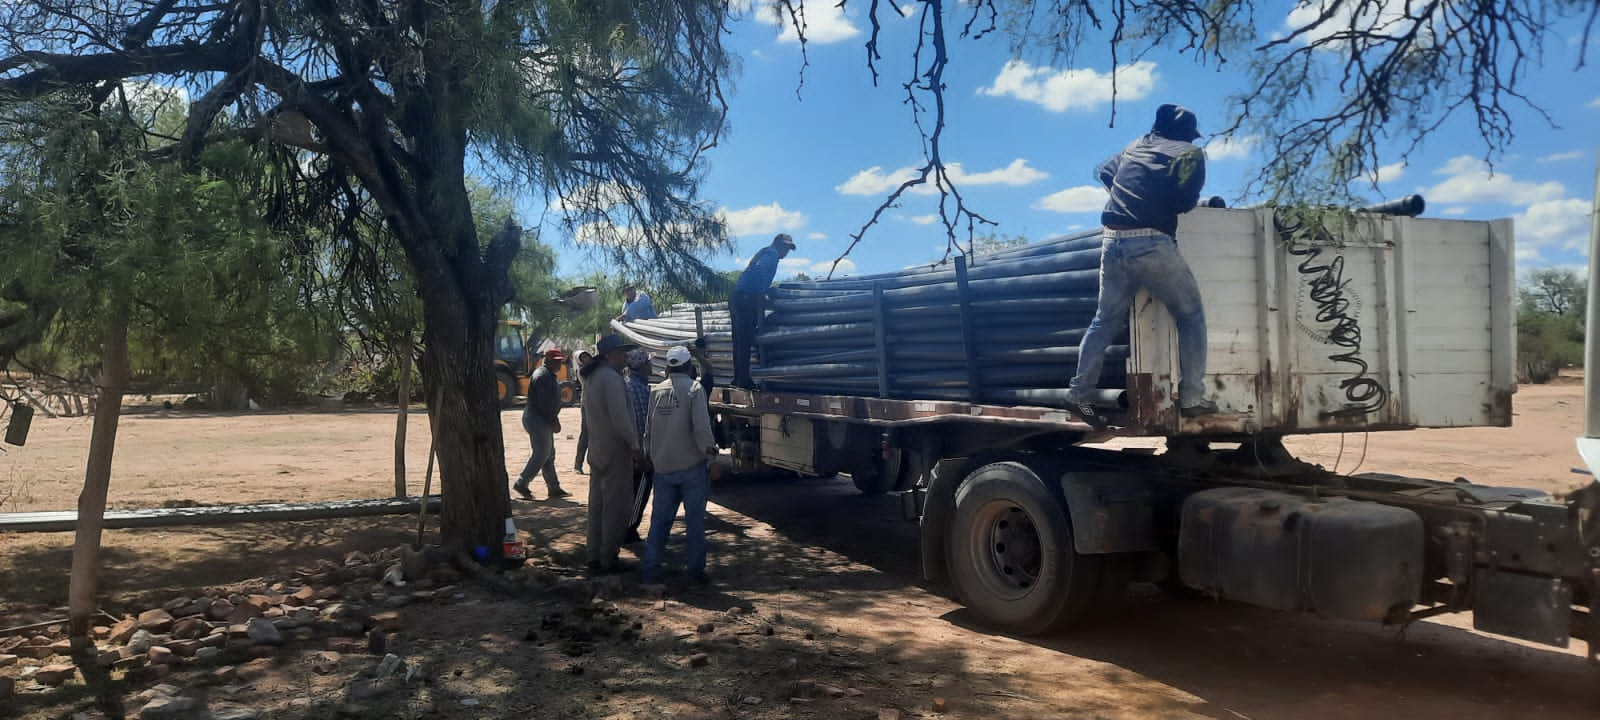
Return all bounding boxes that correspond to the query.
[544,349,566,362]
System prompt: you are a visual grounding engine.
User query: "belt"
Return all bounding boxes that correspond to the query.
[1103,227,1169,239]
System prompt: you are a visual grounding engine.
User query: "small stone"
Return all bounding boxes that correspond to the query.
[261,607,285,619]
[460,698,480,707]
[816,683,846,698]
[147,646,178,665]
[162,597,193,614]
[108,614,138,643]
[208,665,240,684]
[245,617,283,646]
[36,663,77,685]
[315,586,340,601]
[245,595,273,612]
[47,638,72,656]
[238,658,274,678]
[166,639,202,657]
[878,710,903,720]
[695,623,715,634]
[92,626,111,639]
[139,696,196,719]
[844,688,865,697]
[932,697,948,713]
[0,654,16,668]
[375,653,402,678]
[227,624,250,637]
[200,631,228,649]
[227,605,263,623]
[208,600,236,620]
[741,696,763,705]
[170,617,210,640]
[112,654,150,671]
[227,638,255,653]
[178,599,211,618]
[369,611,403,632]
[288,587,317,606]
[194,647,223,663]
[654,600,667,611]
[127,629,154,654]
[684,653,710,668]
[136,608,175,633]
[312,652,341,675]
[208,706,261,720]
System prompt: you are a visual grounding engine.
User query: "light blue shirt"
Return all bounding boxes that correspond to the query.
[622,292,656,321]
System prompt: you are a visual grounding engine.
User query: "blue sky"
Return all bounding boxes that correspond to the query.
[543,1,1600,284]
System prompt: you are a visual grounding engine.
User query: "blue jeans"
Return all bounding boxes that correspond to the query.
[1069,234,1208,407]
[641,462,710,582]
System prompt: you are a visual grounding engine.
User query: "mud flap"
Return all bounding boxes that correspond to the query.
[1473,571,1572,648]
[1058,472,1156,554]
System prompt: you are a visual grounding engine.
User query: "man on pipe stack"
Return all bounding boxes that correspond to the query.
[617,283,657,321]
[730,233,797,388]
[1066,103,1218,418]
[580,334,646,574]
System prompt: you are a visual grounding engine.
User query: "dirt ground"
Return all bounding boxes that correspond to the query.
[3,383,1600,719]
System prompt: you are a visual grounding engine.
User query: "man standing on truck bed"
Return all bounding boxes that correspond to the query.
[730,233,797,388]
[617,284,656,322]
[1067,103,1218,418]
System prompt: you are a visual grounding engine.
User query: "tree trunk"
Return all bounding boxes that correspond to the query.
[418,281,510,556]
[394,334,413,499]
[68,300,129,640]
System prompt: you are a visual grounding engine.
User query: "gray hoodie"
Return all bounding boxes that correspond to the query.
[644,373,716,475]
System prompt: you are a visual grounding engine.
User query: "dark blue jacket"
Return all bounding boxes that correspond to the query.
[734,246,782,296]
[1097,134,1206,237]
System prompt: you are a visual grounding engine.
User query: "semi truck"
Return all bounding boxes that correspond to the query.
[615,205,1600,660]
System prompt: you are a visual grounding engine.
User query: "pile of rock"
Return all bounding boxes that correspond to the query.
[0,544,462,710]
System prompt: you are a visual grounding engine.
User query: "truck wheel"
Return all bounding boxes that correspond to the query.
[947,461,1103,635]
[557,381,578,407]
[495,369,517,408]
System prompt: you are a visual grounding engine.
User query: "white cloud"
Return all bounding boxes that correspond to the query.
[756,1,861,44]
[1033,185,1108,214]
[1284,0,1438,51]
[779,257,811,274]
[1203,135,1255,161]
[1517,198,1592,246]
[1588,97,1600,109]
[1372,161,1406,184]
[977,59,1158,112]
[1539,150,1585,163]
[719,202,806,237]
[835,158,1048,196]
[911,214,939,225]
[814,258,857,277]
[806,231,827,241]
[1440,206,1469,216]
[1425,156,1566,206]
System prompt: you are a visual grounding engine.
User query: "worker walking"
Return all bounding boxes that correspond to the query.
[641,345,719,586]
[730,233,796,388]
[580,335,646,574]
[624,349,654,544]
[513,350,572,501]
[1067,103,1218,418]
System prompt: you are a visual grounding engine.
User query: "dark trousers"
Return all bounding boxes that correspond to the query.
[574,411,589,470]
[730,291,762,387]
[629,467,654,535]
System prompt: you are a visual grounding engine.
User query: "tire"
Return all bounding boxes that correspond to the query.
[495,369,517,408]
[557,381,579,407]
[947,461,1103,635]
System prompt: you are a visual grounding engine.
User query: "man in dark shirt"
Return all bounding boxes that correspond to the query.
[514,350,572,500]
[1067,103,1218,418]
[730,233,796,388]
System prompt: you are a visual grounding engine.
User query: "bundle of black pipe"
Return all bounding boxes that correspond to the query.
[611,229,1137,411]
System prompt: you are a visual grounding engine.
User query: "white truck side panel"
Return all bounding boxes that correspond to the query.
[1130,208,1515,435]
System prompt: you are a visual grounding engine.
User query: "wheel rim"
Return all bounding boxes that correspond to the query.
[968,500,1044,601]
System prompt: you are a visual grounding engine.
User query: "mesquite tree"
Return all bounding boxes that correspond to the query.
[0,1,734,557]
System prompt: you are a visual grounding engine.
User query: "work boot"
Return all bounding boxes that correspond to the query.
[546,485,571,499]
[511,480,534,501]
[1180,399,1220,418]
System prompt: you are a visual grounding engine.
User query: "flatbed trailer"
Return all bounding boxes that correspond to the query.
[707,384,1600,659]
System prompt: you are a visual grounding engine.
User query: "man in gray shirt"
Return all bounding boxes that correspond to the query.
[513,350,571,501]
[640,345,718,586]
[581,334,645,574]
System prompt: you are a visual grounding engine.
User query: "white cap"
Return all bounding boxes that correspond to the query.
[665,345,693,367]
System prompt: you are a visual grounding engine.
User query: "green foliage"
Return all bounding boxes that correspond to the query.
[1516,268,1586,384]
[0,92,342,404]
[972,232,1029,256]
